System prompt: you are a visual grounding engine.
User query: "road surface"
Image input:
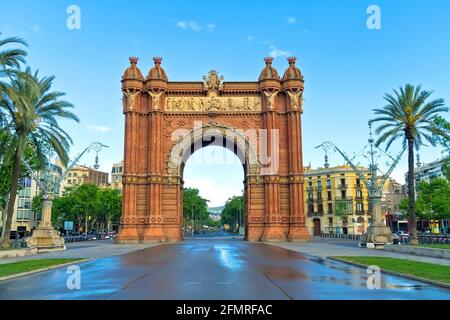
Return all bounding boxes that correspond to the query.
[0,239,449,299]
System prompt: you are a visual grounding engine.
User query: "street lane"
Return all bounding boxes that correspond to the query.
[0,239,449,300]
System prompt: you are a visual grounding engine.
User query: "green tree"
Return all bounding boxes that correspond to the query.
[95,188,122,232]
[182,188,209,233]
[432,116,450,155]
[0,36,27,95]
[370,84,449,244]
[415,179,450,220]
[221,195,244,231]
[0,67,79,247]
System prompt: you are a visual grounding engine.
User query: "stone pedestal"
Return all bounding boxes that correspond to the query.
[26,197,66,253]
[360,195,393,249]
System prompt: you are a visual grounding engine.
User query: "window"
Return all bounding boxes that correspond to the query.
[326,179,331,189]
[328,217,333,225]
[318,204,324,213]
[17,209,30,220]
[317,180,322,189]
[317,192,322,200]
[327,203,333,214]
[356,190,362,199]
[357,202,364,212]
[308,193,314,200]
[327,191,332,201]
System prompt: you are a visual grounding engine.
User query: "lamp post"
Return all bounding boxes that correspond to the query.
[24,142,108,252]
[317,124,405,249]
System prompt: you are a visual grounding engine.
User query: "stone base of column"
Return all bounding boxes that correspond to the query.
[26,227,66,253]
[116,226,141,244]
[261,225,287,242]
[287,224,311,242]
[359,223,393,249]
[142,225,166,243]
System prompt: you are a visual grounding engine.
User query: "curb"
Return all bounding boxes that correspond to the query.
[328,257,450,290]
[0,258,90,283]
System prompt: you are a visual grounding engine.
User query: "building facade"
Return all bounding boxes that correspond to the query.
[62,165,109,190]
[111,161,124,192]
[405,158,449,196]
[0,163,63,237]
[304,164,373,236]
[381,178,405,215]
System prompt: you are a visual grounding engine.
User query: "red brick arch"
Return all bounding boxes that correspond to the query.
[116,58,310,243]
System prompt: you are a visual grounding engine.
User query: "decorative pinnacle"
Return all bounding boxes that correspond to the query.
[129,56,139,65]
[287,56,297,64]
[153,56,163,65]
[264,56,274,65]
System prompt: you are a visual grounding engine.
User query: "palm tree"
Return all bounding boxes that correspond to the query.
[0,36,27,94]
[0,68,79,248]
[370,84,449,244]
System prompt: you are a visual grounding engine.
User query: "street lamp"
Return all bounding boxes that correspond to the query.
[23,142,108,252]
[316,123,405,249]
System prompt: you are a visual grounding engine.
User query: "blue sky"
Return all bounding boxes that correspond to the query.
[1,0,449,206]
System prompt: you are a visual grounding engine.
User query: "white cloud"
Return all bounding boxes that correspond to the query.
[87,125,111,134]
[176,20,215,32]
[265,42,291,58]
[269,48,291,58]
[256,40,291,58]
[286,16,297,24]
[246,35,256,42]
[31,25,45,36]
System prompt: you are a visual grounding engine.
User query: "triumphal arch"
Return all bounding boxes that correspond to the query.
[116,56,311,243]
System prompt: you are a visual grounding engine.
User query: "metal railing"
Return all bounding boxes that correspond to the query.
[320,232,361,241]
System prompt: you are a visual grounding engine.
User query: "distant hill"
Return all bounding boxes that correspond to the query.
[208,206,224,214]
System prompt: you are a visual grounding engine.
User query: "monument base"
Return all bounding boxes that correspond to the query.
[287,225,312,242]
[26,227,66,253]
[359,222,393,249]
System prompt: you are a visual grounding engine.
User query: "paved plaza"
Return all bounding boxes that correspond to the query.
[0,238,449,300]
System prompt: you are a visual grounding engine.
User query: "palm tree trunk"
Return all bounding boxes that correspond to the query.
[1,136,25,248]
[407,138,418,244]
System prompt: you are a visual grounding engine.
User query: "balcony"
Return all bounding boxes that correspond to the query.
[334,196,353,201]
[356,210,365,215]
[338,184,348,189]
[308,211,323,217]
[315,185,323,191]
[307,185,314,192]
[354,184,363,189]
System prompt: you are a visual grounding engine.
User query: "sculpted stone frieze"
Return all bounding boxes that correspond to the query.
[165,96,262,112]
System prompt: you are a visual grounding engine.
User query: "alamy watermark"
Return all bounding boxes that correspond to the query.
[66,265,81,290]
[66,5,81,30]
[367,5,382,30]
[169,121,280,175]
[366,265,381,290]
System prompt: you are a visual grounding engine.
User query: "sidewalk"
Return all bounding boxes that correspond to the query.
[267,237,450,266]
[0,240,158,265]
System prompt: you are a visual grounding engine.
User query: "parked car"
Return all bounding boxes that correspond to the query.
[396,231,409,242]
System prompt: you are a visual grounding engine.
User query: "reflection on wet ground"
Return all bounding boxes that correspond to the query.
[0,239,448,300]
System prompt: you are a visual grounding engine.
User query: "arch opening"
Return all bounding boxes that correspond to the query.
[182,145,246,238]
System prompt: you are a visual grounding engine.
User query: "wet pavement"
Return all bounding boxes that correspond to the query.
[0,239,449,300]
